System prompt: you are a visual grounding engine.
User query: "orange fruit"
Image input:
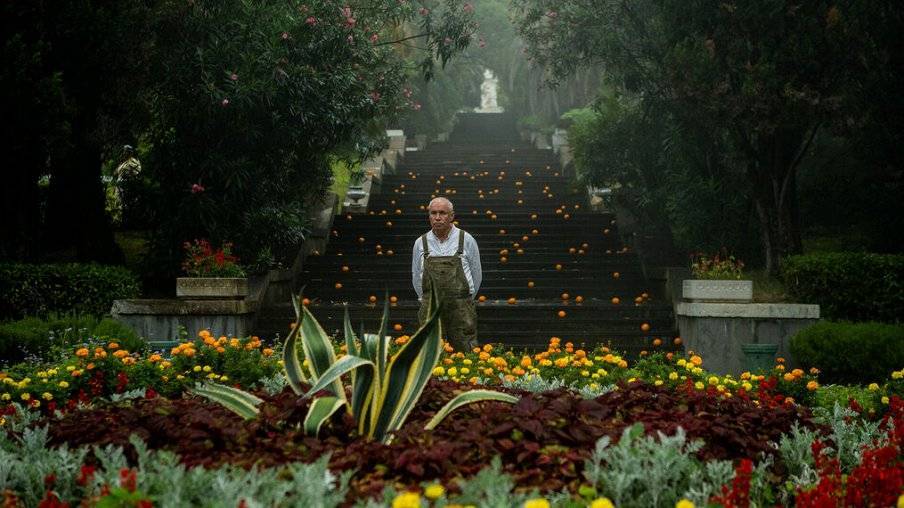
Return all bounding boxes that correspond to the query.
[393,324,403,331]
[555,264,563,271]
[499,249,509,255]
[642,292,649,298]
[385,221,393,227]
[674,337,683,346]
[603,228,610,235]
[334,282,343,289]
[561,293,570,301]
[653,338,663,347]
[390,296,398,303]
[341,265,350,272]
[478,295,487,302]
[527,281,535,288]
[507,297,517,305]
[563,214,571,220]
[516,249,524,255]
[575,296,584,303]
[357,237,365,243]
[557,310,567,318]
[302,298,311,306]
[569,247,577,254]
[581,243,589,249]
[369,295,377,303]
[611,297,620,304]
[499,229,506,234]
[531,229,539,235]
[522,235,529,242]
[531,214,538,219]
[386,250,394,256]
[500,256,508,263]
[640,323,651,332]
[635,296,644,304]
[612,272,620,279]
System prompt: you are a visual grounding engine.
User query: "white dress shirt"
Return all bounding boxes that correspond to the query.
[411,226,482,300]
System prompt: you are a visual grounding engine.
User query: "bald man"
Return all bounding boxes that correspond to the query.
[412,197,482,352]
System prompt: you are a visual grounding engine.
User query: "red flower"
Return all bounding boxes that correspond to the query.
[120,468,137,493]
[77,465,96,487]
[145,388,158,399]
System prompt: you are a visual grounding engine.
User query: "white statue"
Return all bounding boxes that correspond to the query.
[477,69,502,112]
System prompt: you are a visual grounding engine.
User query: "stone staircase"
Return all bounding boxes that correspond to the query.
[256,113,679,355]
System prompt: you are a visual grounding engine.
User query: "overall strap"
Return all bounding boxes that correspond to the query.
[421,234,430,258]
[456,229,466,256]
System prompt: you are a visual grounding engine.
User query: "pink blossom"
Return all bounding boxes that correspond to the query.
[413,101,422,111]
[230,73,238,81]
[345,16,356,28]
[370,90,381,102]
[463,3,474,13]
[305,16,317,25]
[341,6,352,18]
[443,37,453,45]
[478,38,486,48]
[191,183,205,194]
[370,33,379,43]
[403,87,412,98]
[281,31,289,40]
[418,7,429,15]
[221,98,230,106]
[546,10,557,18]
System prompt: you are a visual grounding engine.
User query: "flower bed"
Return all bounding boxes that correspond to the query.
[2,331,903,507]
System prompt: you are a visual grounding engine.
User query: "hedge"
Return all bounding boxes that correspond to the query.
[782,253,904,323]
[790,320,904,385]
[0,263,140,319]
[0,314,143,367]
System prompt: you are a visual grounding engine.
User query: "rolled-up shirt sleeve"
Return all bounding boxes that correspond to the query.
[412,238,424,299]
[466,233,482,297]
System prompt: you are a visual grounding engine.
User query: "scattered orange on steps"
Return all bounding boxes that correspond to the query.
[640,323,651,332]
[507,297,517,305]
[611,297,620,304]
[555,264,563,271]
[527,281,535,288]
[478,295,487,302]
[302,298,311,306]
[390,296,398,303]
[575,296,584,303]
[393,324,403,331]
[334,283,343,289]
[652,338,662,347]
[674,337,683,346]
[557,310,567,318]
[341,265,350,272]
[369,295,377,303]
[612,272,620,279]
[561,293,570,301]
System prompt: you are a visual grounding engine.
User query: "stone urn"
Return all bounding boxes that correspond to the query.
[682,279,753,302]
[176,277,249,299]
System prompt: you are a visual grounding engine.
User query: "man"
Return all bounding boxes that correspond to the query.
[411,197,482,352]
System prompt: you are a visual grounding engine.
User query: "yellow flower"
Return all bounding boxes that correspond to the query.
[694,382,704,390]
[220,375,228,381]
[463,359,473,365]
[42,392,53,400]
[668,371,679,380]
[447,367,458,377]
[676,500,695,508]
[203,365,212,373]
[882,396,890,405]
[783,373,795,382]
[193,366,202,372]
[424,483,445,500]
[868,383,880,391]
[654,380,664,386]
[554,358,569,368]
[708,376,719,386]
[391,492,420,508]
[1,393,10,401]
[524,499,550,508]
[483,368,494,376]
[460,367,470,375]
[58,381,69,388]
[892,370,903,380]
[897,494,904,508]
[742,382,753,391]
[591,498,615,508]
[807,381,819,391]
[676,359,687,367]
[20,393,31,401]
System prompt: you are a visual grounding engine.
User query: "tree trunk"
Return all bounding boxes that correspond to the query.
[750,164,803,276]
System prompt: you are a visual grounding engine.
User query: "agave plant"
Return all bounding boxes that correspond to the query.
[192,287,518,444]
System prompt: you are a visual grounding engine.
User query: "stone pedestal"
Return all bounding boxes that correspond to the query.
[676,302,820,375]
[682,280,753,302]
[176,277,249,299]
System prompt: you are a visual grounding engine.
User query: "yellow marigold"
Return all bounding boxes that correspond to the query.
[891,370,902,380]
[708,376,719,386]
[676,359,687,367]
[554,358,569,368]
[483,343,493,352]
[883,396,890,405]
[462,358,473,365]
[524,499,550,508]
[742,382,753,391]
[654,380,664,386]
[42,392,53,401]
[775,364,785,372]
[75,348,89,358]
[391,492,420,508]
[541,359,552,367]
[193,366,202,372]
[807,380,819,391]
[447,367,458,377]
[740,371,751,380]
[424,484,445,500]
[1,393,9,401]
[791,368,804,378]
[230,338,241,348]
[897,494,904,508]
[121,357,136,366]
[591,498,615,508]
[694,382,704,390]
[676,500,695,508]
[868,383,880,391]
[20,393,30,401]
[460,367,470,375]
[783,373,795,382]
[596,368,608,377]
[669,372,679,381]
[784,397,795,404]
[484,367,494,376]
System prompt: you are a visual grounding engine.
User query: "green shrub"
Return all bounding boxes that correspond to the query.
[790,321,904,385]
[782,253,904,323]
[0,314,143,366]
[0,263,140,319]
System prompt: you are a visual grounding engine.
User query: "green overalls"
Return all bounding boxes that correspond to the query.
[418,230,478,352]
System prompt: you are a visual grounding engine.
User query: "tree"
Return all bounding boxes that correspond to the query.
[513,0,898,272]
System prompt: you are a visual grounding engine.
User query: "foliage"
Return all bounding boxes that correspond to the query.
[180,239,245,278]
[790,321,904,384]
[0,263,140,320]
[194,289,516,443]
[782,253,904,322]
[690,250,746,280]
[513,0,904,274]
[0,314,140,367]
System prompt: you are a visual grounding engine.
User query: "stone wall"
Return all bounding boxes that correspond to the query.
[676,302,820,375]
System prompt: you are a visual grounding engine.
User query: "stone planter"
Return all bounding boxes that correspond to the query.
[682,279,753,302]
[176,277,249,300]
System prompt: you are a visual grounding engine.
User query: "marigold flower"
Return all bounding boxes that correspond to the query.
[391,492,420,508]
[524,499,550,508]
[107,342,120,350]
[676,499,695,508]
[807,380,819,391]
[694,382,704,390]
[0,393,9,401]
[424,483,445,500]
[868,383,880,391]
[882,396,890,405]
[76,348,89,358]
[42,392,53,401]
[94,350,107,359]
[262,348,274,356]
[690,355,703,366]
[19,393,30,401]
[432,366,445,376]
[447,367,458,377]
[783,373,795,382]
[113,350,129,359]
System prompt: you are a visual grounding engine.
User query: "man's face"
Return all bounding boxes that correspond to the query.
[428,201,454,237]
